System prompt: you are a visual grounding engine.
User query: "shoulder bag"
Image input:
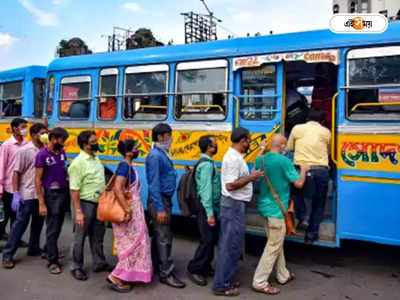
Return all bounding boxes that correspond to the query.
[260,156,296,236]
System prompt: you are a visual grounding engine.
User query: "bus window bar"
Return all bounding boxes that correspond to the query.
[182,104,224,112]
[341,83,400,89]
[138,105,167,110]
[235,94,277,99]
[57,98,92,102]
[175,91,232,96]
[350,101,400,112]
[331,93,338,166]
[0,97,23,102]
[240,109,280,113]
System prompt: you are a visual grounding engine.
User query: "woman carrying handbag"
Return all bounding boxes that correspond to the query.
[105,139,153,293]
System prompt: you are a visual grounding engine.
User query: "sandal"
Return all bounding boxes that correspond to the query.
[252,285,280,295]
[214,288,240,297]
[279,273,296,285]
[2,259,15,269]
[48,263,62,275]
[106,276,132,293]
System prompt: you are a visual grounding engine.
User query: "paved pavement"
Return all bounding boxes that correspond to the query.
[0,216,399,300]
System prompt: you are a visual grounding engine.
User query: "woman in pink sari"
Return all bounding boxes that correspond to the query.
[107,139,152,293]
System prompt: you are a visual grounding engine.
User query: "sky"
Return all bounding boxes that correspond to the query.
[0,0,332,71]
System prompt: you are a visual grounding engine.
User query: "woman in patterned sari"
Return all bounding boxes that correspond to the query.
[107,139,152,293]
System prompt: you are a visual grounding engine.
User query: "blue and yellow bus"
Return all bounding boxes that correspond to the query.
[0,65,47,143]
[4,22,400,247]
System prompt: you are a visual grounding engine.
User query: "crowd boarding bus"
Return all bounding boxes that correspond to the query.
[4,22,399,248]
[0,66,47,144]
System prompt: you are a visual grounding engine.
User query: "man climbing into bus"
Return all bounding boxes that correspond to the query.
[288,109,331,244]
[213,127,264,297]
[146,123,186,289]
[252,134,308,295]
[187,135,221,286]
[0,118,29,244]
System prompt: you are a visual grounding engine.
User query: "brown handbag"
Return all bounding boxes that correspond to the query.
[261,156,296,236]
[97,167,132,223]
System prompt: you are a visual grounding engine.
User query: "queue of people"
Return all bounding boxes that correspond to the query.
[0,108,331,296]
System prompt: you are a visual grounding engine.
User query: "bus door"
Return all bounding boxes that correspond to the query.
[232,57,284,235]
[283,49,341,245]
[336,46,400,246]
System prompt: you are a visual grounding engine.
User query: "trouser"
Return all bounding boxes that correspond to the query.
[0,192,16,237]
[252,217,290,289]
[148,194,174,278]
[293,167,329,240]
[45,188,69,265]
[71,200,106,271]
[2,199,44,260]
[187,209,219,276]
[213,196,247,292]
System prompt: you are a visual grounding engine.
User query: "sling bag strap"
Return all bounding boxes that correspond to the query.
[260,155,288,217]
[105,162,132,191]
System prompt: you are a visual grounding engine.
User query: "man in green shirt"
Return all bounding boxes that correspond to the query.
[68,131,111,281]
[187,135,221,286]
[252,134,308,295]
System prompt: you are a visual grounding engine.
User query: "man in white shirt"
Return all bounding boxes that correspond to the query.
[213,127,263,297]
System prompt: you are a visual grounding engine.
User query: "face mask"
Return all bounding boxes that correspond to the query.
[90,143,100,152]
[54,143,63,151]
[132,151,139,159]
[157,137,172,152]
[39,133,49,144]
[212,145,218,155]
[20,129,28,137]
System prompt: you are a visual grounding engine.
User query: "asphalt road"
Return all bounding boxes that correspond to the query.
[0,215,399,300]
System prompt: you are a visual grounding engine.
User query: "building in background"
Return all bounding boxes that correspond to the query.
[333,0,400,20]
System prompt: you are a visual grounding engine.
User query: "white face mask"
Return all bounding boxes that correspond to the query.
[20,128,28,137]
[156,137,173,152]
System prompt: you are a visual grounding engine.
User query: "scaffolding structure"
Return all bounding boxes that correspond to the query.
[106,27,133,52]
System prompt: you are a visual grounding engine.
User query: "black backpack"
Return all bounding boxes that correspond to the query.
[177,157,215,217]
[286,95,309,133]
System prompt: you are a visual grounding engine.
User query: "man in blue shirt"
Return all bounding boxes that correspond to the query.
[146,123,185,289]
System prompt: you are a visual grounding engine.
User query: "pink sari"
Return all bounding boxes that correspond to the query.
[112,166,153,283]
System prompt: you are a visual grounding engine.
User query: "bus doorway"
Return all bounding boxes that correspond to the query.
[284,60,338,244]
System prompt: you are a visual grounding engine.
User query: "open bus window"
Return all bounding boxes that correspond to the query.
[33,78,45,118]
[241,65,276,120]
[123,65,168,121]
[46,76,55,116]
[59,76,91,119]
[347,47,400,121]
[0,80,23,118]
[175,60,228,121]
[98,68,118,120]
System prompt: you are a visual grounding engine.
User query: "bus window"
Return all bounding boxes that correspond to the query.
[347,46,400,121]
[59,76,91,119]
[98,68,118,120]
[47,76,55,116]
[33,78,45,118]
[175,60,228,121]
[123,64,168,121]
[0,80,23,117]
[241,65,276,120]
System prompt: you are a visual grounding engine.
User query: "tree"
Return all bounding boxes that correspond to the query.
[125,28,164,50]
[56,38,92,57]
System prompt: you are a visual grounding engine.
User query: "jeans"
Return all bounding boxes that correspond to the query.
[71,200,107,271]
[213,196,247,292]
[45,189,69,265]
[148,195,174,278]
[187,209,219,276]
[2,199,44,260]
[0,192,16,237]
[293,168,329,241]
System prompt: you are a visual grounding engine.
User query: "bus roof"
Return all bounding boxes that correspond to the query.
[48,21,400,72]
[0,65,47,83]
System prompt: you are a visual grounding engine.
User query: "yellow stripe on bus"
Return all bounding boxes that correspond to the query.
[341,175,400,185]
